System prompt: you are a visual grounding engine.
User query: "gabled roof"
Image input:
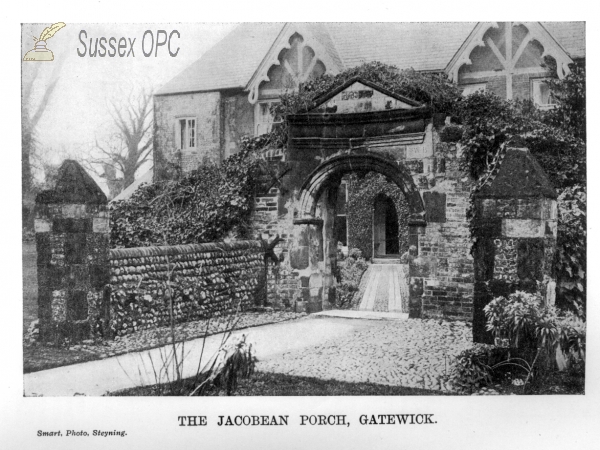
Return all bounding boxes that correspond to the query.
[474,148,556,199]
[542,22,585,59]
[36,160,107,204]
[110,169,153,203]
[327,22,476,72]
[157,22,585,96]
[447,22,580,81]
[156,23,285,95]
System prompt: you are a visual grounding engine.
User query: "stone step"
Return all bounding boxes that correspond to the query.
[313,310,408,321]
[372,258,403,264]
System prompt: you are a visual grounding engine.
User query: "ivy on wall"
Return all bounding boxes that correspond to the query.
[110,141,277,248]
[269,61,463,148]
[458,60,586,316]
[346,172,410,260]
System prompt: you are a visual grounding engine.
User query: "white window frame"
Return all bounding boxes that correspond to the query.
[254,100,282,136]
[530,79,557,110]
[177,117,197,150]
[461,83,487,97]
[336,181,349,256]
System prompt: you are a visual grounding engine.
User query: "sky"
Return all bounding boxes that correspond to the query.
[22,23,238,190]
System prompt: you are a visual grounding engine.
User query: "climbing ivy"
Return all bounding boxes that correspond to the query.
[110,141,278,248]
[269,61,463,148]
[346,172,410,260]
[457,61,586,315]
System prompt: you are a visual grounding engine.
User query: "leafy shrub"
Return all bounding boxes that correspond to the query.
[110,142,277,248]
[439,124,463,143]
[190,334,257,396]
[482,291,586,388]
[269,61,462,147]
[457,89,585,190]
[335,248,368,309]
[557,311,586,361]
[453,293,586,393]
[451,344,497,393]
[484,291,558,352]
[555,185,586,316]
[460,67,586,315]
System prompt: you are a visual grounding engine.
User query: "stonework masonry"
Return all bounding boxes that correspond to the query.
[471,148,558,342]
[36,85,559,344]
[155,90,254,176]
[35,161,272,342]
[35,161,110,342]
[249,96,483,321]
[108,241,267,338]
[155,91,222,174]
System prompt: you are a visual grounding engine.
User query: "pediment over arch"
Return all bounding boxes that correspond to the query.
[309,77,423,114]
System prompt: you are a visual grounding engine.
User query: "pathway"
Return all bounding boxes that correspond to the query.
[23,317,357,397]
[258,318,472,391]
[24,315,473,396]
[358,262,409,314]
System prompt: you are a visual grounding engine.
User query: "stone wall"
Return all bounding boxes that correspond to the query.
[107,241,267,338]
[409,137,475,322]
[251,184,299,310]
[154,90,255,177]
[222,92,254,159]
[154,91,222,174]
[36,163,274,343]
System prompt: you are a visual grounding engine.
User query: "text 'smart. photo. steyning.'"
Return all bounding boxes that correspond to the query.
[22,22,586,397]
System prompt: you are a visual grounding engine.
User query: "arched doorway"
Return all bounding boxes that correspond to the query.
[292,153,426,311]
[373,194,400,257]
[297,153,425,222]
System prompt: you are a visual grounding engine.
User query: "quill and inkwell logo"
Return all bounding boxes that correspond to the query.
[23,22,66,61]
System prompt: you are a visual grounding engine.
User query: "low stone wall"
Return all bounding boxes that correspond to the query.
[107,241,266,337]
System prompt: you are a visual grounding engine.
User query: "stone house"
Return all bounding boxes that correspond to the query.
[151,22,584,327]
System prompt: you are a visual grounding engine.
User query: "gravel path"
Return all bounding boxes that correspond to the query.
[258,317,472,392]
[24,311,306,373]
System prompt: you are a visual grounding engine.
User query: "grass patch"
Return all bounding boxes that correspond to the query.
[108,370,584,397]
[108,371,449,396]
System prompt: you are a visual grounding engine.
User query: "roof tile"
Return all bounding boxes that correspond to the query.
[157,22,585,95]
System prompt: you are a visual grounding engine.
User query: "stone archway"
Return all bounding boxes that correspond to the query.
[291,153,426,312]
[297,153,425,223]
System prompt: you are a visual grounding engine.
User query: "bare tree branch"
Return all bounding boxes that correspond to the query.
[86,85,154,199]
